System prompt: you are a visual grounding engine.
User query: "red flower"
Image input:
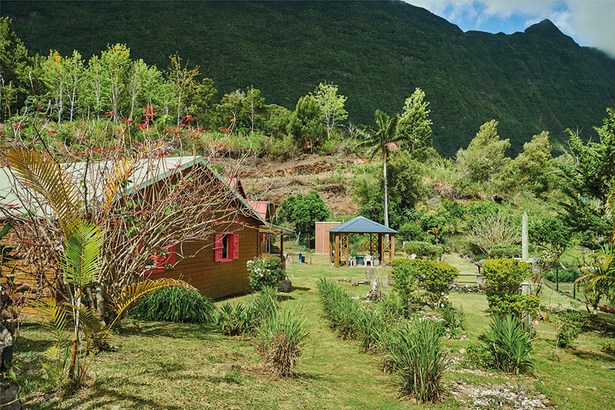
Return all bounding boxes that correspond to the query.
[229,118,237,122]
[47,129,58,134]
[104,111,114,116]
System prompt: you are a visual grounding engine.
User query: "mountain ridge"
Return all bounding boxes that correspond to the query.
[3,1,615,157]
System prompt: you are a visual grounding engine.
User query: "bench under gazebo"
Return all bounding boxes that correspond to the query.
[327,216,398,267]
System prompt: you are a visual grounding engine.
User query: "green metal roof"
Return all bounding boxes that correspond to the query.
[327,216,397,234]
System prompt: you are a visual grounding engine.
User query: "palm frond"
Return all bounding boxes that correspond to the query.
[43,345,63,362]
[100,156,137,224]
[7,148,84,238]
[62,221,102,288]
[31,298,69,339]
[68,304,105,336]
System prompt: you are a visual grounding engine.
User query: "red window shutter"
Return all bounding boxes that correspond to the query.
[232,234,239,260]
[160,244,176,268]
[214,234,223,262]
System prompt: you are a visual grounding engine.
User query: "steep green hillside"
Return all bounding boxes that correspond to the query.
[4,0,615,156]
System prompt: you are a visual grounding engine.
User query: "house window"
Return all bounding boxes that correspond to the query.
[215,233,239,262]
[145,244,176,275]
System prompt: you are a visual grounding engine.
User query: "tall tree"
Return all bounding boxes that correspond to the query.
[558,109,615,248]
[514,131,555,194]
[278,190,329,245]
[100,44,131,121]
[358,109,400,228]
[83,55,108,120]
[311,82,347,140]
[166,53,200,126]
[456,120,511,183]
[43,51,67,122]
[288,95,326,152]
[397,88,433,160]
[0,18,46,120]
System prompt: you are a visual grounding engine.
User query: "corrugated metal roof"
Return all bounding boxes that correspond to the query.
[0,155,293,234]
[327,216,397,234]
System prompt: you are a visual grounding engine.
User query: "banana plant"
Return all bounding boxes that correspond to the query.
[8,147,194,390]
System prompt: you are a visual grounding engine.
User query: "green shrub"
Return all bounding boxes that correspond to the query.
[391,258,459,308]
[479,315,533,375]
[398,221,424,242]
[385,319,448,403]
[438,303,465,339]
[483,258,539,317]
[554,309,585,348]
[247,256,284,291]
[401,241,437,258]
[131,286,214,323]
[414,259,459,305]
[390,259,420,308]
[545,269,576,283]
[215,301,259,336]
[488,245,521,259]
[257,309,309,377]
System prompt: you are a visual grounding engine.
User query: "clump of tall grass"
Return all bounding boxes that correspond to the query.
[214,287,280,336]
[318,278,450,403]
[479,315,533,375]
[385,319,448,403]
[131,286,214,323]
[317,278,361,339]
[257,309,309,377]
[317,279,404,352]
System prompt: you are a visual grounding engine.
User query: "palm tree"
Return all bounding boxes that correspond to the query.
[8,147,194,389]
[358,110,400,228]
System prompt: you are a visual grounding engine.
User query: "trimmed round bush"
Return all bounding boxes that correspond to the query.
[132,286,214,323]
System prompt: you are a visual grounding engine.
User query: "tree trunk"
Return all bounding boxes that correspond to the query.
[383,147,389,228]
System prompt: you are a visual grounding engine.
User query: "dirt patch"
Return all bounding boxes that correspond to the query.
[231,154,362,216]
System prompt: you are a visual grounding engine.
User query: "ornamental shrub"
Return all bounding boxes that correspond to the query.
[488,245,521,259]
[482,258,539,317]
[132,286,214,323]
[401,241,445,258]
[479,315,533,375]
[391,258,459,308]
[390,259,420,308]
[385,319,448,403]
[554,309,585,348]
[247,256,284,291]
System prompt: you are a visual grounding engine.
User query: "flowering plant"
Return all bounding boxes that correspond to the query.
[247,257,284,291]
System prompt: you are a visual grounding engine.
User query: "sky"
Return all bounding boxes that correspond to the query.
[404,0,615,57]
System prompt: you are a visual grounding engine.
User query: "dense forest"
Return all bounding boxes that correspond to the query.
[3,0,615,157]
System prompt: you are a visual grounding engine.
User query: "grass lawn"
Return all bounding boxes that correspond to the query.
[16,254,615,409]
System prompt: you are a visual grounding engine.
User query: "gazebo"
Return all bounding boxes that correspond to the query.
[327,216,398,267]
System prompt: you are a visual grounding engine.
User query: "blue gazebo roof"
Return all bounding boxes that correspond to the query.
[327,216,397,234]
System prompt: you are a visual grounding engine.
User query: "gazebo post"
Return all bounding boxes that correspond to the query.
[390,234,395,263]
[280,234,285,269]
[334,232,340,267]
[378,234,384,264]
